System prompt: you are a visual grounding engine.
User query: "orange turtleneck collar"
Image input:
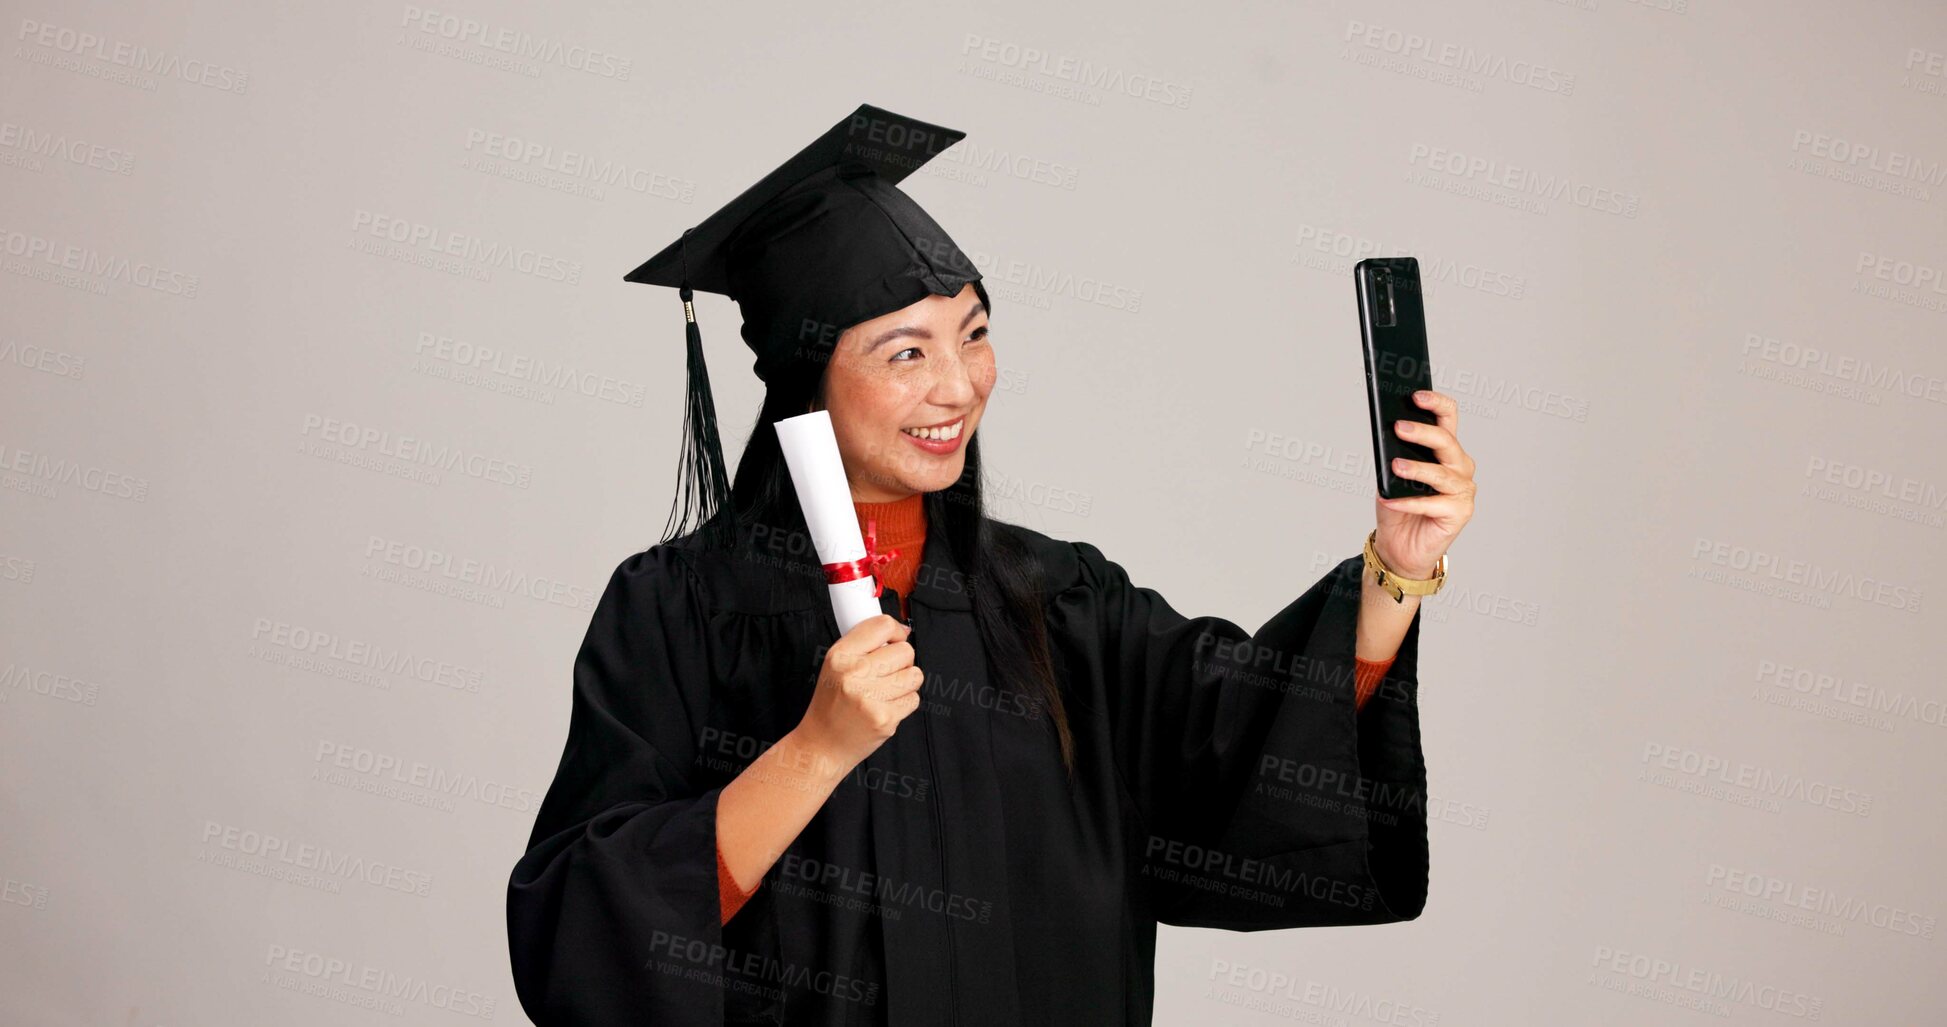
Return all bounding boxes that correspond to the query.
[852,491,926,619]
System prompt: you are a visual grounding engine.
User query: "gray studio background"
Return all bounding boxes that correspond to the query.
[5,1,1946,1023]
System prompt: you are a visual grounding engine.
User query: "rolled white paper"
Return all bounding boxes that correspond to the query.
[775,410,888,636]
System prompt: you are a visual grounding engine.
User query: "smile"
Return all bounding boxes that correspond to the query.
[901,416,966,453]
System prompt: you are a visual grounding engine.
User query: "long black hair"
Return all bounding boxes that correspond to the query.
[658,280,1076,777]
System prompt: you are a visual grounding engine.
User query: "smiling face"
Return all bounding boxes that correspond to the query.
[813,282,995,502]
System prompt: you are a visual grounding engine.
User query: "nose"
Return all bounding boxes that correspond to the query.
[924,345,983,406]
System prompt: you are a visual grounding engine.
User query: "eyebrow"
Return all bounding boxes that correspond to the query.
[865,298,988,353]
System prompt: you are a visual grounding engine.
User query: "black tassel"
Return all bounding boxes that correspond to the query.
[660,230,736,550]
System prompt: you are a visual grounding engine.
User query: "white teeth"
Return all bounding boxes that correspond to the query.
[902,418,964,442]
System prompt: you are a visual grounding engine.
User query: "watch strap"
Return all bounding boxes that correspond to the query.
[1363,529,1447,603]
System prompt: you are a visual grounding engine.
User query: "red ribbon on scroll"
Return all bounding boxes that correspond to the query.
[820,517,899,597]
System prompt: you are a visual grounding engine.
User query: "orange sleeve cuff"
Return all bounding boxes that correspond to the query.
[717,839,757,924]
[1353,655,1396,711]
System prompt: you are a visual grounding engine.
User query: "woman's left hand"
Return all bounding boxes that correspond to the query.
[1373,390,1476,578]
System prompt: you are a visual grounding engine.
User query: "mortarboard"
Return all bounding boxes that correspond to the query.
[626,102,986,546]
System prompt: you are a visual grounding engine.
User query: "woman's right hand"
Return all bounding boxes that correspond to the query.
[795,614,924,771]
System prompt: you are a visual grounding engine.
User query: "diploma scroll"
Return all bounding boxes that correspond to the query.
[775,410,892,637]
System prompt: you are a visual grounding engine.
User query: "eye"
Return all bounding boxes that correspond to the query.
[890,325,988,363]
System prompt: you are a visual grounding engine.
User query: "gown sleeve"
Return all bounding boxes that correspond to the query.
[1058,540,1429,932]
[506,544,731,1027]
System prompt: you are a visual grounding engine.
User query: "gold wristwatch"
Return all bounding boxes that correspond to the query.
[1363,529,1447,604]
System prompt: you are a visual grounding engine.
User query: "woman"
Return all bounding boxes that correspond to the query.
[506,104,1475,1026]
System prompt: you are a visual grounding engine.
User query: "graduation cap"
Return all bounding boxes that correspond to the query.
[626,102,986,546]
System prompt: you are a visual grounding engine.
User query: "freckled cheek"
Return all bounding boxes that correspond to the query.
[866,388,921,442]
[972,354,999,397]
[895,383,933,422]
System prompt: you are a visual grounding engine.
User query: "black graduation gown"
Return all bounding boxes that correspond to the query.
[506,517,1428,1026]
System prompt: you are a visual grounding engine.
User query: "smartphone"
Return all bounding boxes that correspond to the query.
[1355,257,1438,499]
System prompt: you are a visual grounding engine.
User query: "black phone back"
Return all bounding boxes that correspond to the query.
[1355,257,1438,499]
